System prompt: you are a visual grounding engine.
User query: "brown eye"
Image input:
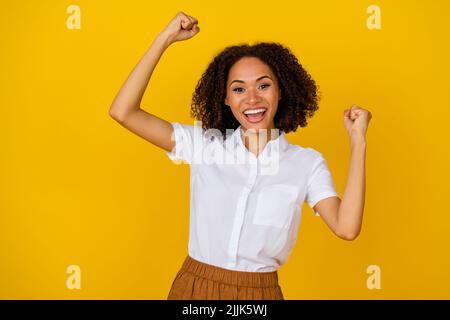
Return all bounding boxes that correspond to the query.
[233,84,270,93]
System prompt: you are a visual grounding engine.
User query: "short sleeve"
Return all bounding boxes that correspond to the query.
[305,154,339,216]
[166,122,203,164]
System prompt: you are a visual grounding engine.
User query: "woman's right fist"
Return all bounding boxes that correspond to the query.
[161,11,200,45]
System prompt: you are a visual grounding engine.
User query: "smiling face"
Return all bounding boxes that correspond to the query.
[224,57,282,133]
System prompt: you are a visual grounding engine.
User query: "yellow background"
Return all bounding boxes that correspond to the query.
[1,0,449,299]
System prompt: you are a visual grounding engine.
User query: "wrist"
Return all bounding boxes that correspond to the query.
[155,31,173,48]
[350,133,366,149]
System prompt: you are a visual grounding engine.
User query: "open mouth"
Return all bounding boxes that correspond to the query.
[243,108,267,124]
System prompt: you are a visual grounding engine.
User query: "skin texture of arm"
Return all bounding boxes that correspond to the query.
[313,105,372,241]
[109,12,200,153]
[109,33,174,152]
[313,137,366,241]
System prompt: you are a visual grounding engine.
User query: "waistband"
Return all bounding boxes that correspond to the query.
[180,255,280,288]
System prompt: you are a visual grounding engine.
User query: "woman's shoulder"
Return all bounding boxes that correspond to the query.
[287,141,323,160]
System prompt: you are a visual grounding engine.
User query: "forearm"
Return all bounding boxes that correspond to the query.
[109,32,171,120]
[337,134,367,239]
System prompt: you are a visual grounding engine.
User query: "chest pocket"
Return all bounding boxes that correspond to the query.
[253,184,299,229]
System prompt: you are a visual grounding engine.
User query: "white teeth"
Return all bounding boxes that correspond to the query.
[243,108,266,115]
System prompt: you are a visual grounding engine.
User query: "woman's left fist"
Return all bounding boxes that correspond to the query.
[343,105,372,138]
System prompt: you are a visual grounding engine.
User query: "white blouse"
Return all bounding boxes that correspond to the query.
[166,121,339,272]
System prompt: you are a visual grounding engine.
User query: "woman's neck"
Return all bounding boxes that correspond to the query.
[239,126,280,157]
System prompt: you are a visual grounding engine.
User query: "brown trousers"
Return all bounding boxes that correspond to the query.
[167,255,284,300]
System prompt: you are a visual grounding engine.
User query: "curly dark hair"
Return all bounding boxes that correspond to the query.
[190,41,320,138]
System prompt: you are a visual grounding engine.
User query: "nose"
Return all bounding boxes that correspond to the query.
[247,88,261,104]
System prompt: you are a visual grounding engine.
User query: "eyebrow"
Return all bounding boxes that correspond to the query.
[229,75,273,87]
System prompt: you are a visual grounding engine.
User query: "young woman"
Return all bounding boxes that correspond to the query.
[109,11,372,300]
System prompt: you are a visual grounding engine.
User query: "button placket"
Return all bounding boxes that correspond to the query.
[227,130,261,269]
[226,160,258,269]
[248,157,257,188]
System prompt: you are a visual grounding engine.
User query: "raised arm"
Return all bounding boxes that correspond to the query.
[108,11,200,152]
[313,105,372,241]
